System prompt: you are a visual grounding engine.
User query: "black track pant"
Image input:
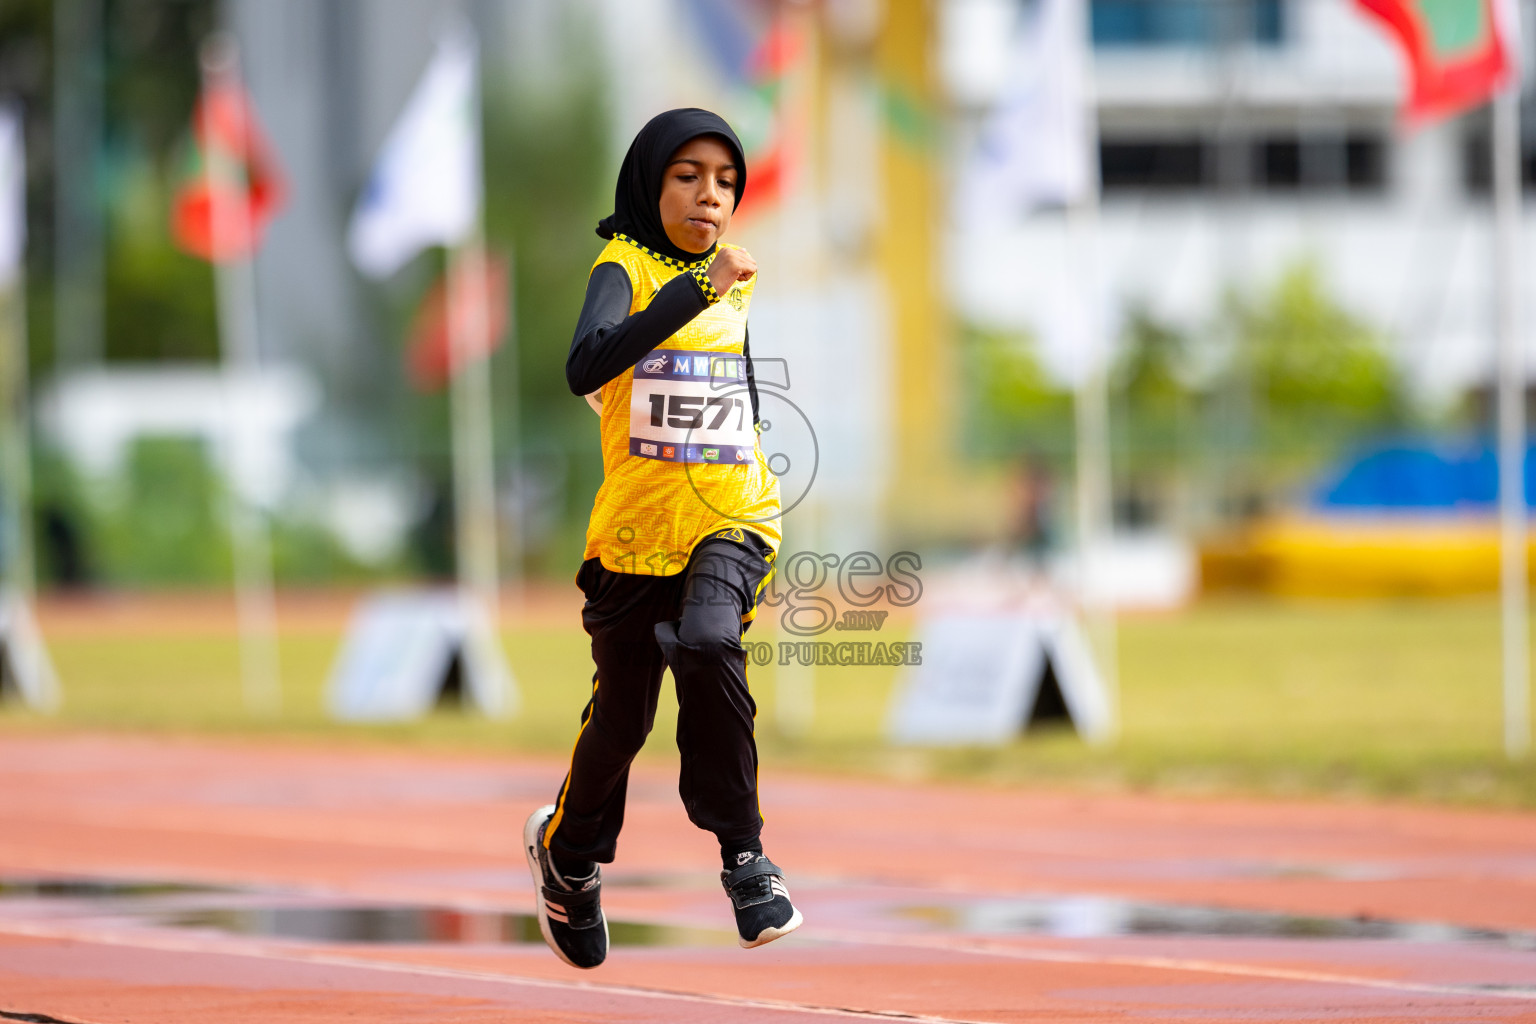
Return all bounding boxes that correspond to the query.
[544,533,773,864]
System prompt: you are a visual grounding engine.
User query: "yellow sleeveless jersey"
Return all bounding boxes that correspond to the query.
[582,235,782,575]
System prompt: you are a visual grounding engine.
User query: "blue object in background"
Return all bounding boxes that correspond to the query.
[1091,0,1283,48]
[1313,440,1536,511]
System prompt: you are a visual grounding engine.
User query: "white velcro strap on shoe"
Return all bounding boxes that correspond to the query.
[722,857,785,910]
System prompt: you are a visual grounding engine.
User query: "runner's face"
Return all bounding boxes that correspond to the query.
[659,136,737,254]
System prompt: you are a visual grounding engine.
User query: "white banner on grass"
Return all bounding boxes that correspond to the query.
[0,591,60,713]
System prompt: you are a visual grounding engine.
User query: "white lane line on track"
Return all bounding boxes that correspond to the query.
[807,926,1536,1002]
[0,920,993,1024]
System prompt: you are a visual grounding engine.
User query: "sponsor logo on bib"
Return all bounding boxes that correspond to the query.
[642,355,668,373]
[662,445,675,459]
[640,442,658,456]
[703,447,720,461]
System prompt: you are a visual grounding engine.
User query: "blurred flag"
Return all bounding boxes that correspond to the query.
[349,26,480,279]
[961,0,1095,212]
[171,75,287,262]
[1355,0,1513,122]
[406,249,508,391]
[734,17,801,217]
[0,105,22,288]
[680,0,799,218]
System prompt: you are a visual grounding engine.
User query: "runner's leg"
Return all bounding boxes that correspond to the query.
[545,558,684,865]
[655,535,773,854]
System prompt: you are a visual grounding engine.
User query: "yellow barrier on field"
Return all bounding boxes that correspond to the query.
[1200,516,1531,597]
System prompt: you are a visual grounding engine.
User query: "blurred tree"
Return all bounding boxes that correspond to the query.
[0,0,57,375]
[0,2,50,115]
[100,0,218,362]
[1113,305,1197,475]
[92,436,229,586]
[962,260,1408,532]
[1112,306,1199,527]
[1229,260,1407,473]
[479,50,611,577]
[102,142,218,361]
[961,323,1074,466]
[101,0,212,156]
[28,446,95,589]
[0,0,221,368]
[77,435,393,589]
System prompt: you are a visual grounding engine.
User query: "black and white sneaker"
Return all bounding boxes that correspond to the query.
[721,853,803,948]
[523,804,608,969]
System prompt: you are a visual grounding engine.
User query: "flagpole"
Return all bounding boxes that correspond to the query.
[446,24,502,652]
[1068,205,1116,742]
[201,35,281,717]
[502,246,523,605]
[1494,74,1529,759]
[772,0,817,740]
[448,237,501,630]
[0,106,34,600]
[1067,0,1117,741]
[2,264,35,603]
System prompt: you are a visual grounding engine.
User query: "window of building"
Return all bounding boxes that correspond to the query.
[1100,133,1387,193]
[1257,137,1387,190]
[1091,0,1284,47]
[1462,114,1536,193]
[1100,138,1208,190]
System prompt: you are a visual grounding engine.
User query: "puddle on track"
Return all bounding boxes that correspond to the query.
[895,896,1536,948]
[4,876,1532,951]
[0,876,732,948]
[0,878,227,899]
[159,906,735,947]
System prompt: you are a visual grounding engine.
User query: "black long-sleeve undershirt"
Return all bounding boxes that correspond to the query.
[566,263,706,396]
[566,261,761,423]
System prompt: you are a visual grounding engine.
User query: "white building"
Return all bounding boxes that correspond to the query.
[949,0,1534,407]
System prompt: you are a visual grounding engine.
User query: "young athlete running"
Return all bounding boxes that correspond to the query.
[524,108,801,970]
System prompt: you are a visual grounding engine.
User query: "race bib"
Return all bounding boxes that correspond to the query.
[629,349,756,464]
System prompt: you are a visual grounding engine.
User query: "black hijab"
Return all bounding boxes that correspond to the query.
[596,108,747,264]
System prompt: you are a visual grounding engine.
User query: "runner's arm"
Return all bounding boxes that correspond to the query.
[566,263,711,396]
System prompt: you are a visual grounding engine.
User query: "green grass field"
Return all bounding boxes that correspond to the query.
[3,595,1533,807]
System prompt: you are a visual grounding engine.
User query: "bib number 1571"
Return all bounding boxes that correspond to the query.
[647,393,748,431]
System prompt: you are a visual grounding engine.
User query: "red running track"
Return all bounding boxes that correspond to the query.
[0,733,1533,1023]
